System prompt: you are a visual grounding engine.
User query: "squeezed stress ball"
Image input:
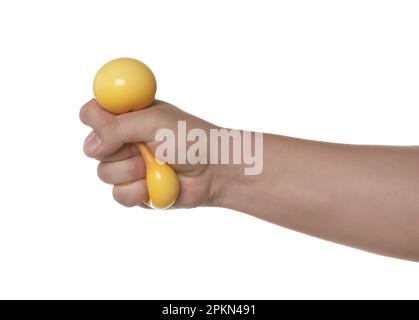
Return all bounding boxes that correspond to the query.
[93,58,179,209]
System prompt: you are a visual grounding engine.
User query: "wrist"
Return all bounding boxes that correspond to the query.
[207,159,259,210]
[204,128,266,209]
[206,163,234,208]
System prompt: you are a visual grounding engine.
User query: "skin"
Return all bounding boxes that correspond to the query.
[80,99,419,262]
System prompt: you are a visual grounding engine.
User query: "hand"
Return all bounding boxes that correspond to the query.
[80,99,419,261]
[80,99,221,208]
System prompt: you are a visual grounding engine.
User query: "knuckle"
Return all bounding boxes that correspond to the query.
[148,106,165,119]
[79,104,89,124]
[97,162,109,183]
[149,107,170,127]
[100,117,123,142]
[79,99,97,124]
[127,157,142,177]
[148,108,170,138]
[112,186,137,207]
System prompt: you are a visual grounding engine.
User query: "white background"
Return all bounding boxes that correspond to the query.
[0,0,418,299]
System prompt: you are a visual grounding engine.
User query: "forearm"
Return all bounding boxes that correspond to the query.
[212,133,419,261]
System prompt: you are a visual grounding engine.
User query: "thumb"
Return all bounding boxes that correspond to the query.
[83,107,161,158]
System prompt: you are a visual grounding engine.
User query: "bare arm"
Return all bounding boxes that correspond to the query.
[212,134,419,261]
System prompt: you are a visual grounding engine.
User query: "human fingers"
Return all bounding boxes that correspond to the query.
[97,156,146,185]
[79,98,115,130]
[112,179,149,207]
[83,106,164,158]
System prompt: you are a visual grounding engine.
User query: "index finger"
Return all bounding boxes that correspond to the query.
[79,98,115,130]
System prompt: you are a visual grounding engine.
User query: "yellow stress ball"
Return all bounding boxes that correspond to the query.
[137,143,179,209]
[93,57,157,114]
[93,57,179,209]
